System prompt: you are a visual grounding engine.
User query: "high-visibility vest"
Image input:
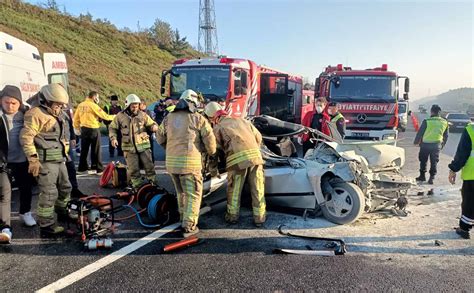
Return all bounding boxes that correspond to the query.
[422,116,448,143]
[461,124,474,180]
[331,112,344,123]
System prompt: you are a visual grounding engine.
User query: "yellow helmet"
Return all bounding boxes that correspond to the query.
[40,84,69,104]
[204,102,223,118]
[179,89,199,105]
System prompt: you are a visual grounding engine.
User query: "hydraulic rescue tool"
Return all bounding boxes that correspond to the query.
[66,182,179,250]
[274,225,347,256]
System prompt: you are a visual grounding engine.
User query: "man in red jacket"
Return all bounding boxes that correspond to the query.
[299,97,330,156]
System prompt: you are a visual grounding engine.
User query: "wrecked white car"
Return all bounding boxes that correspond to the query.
[201,115,415,225]
[252,115,415,224]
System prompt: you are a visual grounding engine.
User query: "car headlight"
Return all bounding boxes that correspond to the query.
[383,134,397,140]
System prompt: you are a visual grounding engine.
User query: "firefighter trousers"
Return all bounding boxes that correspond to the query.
[226,165,266,224]
[0,171,11,226]
[170,173,203,231]
[37,162,72,228]
[419,142,441,176]
[460,180,474,231]
[124,149,156,188]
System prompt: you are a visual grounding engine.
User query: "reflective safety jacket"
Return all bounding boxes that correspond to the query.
[73,98,115,129]
[213,116,263,170]
[20,106,69,163]
[109,110,157,153]
[157,109,216,174]
[423,116,449,143]
[462,124,474,180]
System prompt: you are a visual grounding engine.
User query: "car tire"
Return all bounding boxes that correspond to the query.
[321,182,365,225]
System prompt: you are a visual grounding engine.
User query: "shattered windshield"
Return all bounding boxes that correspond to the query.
[170,66,230,100]
[330,75,396,102]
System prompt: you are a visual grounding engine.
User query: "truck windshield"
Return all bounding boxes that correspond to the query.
[330,76,396,102]
[170,66,230,100]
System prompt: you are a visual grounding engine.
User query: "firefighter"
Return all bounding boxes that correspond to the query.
[20,84,72,237]
[103,95,123,157]
[73,91,115,174]
[327,102,346,138]
[109,94,158,188]
[448,123,474,239]
[156,89,216,237]
[204,102,266,227]
[414,104,448,184]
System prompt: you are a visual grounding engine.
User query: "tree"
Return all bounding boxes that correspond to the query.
[171,29,189,56]
[43,0,59,11]
[149,19,173,51]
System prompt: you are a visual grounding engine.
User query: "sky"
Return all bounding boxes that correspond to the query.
[27,0,473,100]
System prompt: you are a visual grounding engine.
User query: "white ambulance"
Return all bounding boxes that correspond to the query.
[0,32,69,105]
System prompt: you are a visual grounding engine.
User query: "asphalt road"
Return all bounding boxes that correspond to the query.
[1,117,472,292]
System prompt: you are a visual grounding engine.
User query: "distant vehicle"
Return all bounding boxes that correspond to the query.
[467,110,474,122]
[314,64,410,141]
[418,104,427,114]
[446,113,471,132]
[301,89,315,123]
[398,101,409,132]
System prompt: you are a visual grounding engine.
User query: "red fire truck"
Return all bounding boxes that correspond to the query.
[315,64,410,140]
[160,57,304,123]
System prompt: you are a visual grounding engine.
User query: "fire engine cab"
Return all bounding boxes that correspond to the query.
[315,64,409,141]
[161,57,304,124]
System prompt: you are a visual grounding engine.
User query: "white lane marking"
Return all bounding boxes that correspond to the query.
[36,222,181,293]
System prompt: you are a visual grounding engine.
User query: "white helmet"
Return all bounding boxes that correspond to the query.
[40,84,69,104]
[125,94,141,107]
[179,89,199,105]
[204,102,223,118]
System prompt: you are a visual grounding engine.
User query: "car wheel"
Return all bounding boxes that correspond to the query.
[321,182,365,225]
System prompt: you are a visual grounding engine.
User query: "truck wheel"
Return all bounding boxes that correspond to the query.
[321,182,365,225]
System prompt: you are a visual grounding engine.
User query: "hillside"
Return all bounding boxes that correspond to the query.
[0,0,202,105]
[413,87,474,112]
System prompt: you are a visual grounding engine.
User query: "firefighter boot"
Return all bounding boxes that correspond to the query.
[182,227,200,238]
[428,175,435,185]
[224,212,239,225]
[455,227,470,239]
[40,225,65,238]
[416,172,426,182]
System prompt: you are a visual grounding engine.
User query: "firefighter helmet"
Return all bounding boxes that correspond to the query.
[40,84,69,104]
[125,94,141,107]
[204,102,223,118]
[179,89,199,105]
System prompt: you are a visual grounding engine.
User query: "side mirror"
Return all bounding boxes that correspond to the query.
[315,77,320,98]
[408,110,412,116]
[404,78,410,93]
[160,70,168,96]
[332,76,341,88]
[403,93,409,100]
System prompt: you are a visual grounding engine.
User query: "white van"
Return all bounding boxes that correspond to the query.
[0,32,69,105]
[398,101,409,132]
